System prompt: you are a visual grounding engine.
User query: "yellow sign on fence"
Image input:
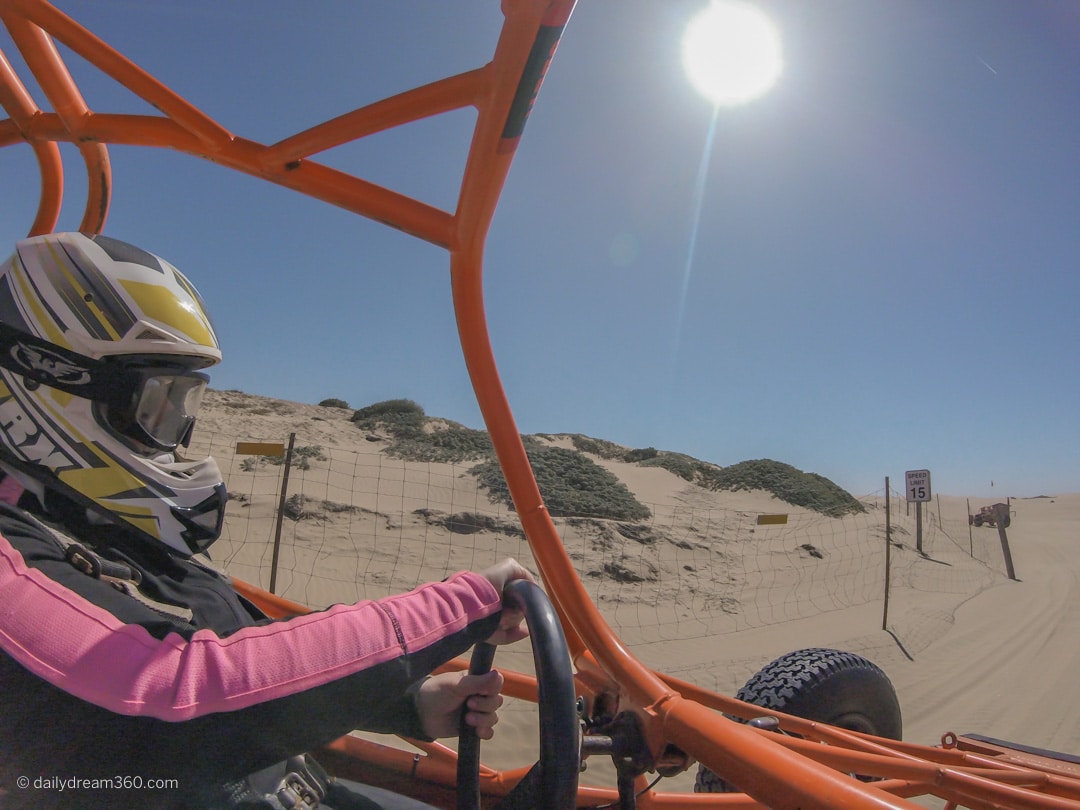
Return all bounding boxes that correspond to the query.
[235,441,286,457]
[756,514,789,525]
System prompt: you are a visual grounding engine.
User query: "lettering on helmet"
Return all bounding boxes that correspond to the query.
[0,395,73,469]
[9,343,92,386]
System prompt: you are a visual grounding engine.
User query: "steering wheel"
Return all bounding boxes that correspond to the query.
[456,579,579,810]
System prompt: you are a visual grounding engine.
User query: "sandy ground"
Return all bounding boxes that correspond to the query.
[193,390,1080,802]
[887,494,1080,752]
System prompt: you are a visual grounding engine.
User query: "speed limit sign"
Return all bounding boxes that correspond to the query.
[905,469,931,502]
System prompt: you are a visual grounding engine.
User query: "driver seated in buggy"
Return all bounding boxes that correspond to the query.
[0,232,532,810]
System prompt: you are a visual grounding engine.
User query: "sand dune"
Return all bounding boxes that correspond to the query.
[193,389,1080,797]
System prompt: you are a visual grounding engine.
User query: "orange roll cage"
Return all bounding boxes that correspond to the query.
[3,2,1079,807]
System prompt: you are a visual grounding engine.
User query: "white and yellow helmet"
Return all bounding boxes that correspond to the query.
[0,232,226,556]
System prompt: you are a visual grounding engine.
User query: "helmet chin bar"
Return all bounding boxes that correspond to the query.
[0,421,226,557]
[172,482,228,555]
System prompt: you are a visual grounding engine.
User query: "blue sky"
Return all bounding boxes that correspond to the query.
[2,2,1078,498]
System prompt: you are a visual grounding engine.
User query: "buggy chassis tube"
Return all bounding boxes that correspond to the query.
[0,1,926,806]
[246,584,1080,810]
[447,156,922,810]
[443,8,917,801]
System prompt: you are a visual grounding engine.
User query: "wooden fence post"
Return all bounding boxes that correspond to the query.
[994,502,1017,581]
[883,476,891,631]
[966,498,973,556]
[269,432,297,594]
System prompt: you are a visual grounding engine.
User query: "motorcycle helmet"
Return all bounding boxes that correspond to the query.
[0,232,226,556]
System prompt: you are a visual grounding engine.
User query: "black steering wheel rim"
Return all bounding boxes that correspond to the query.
[456,579,579,810]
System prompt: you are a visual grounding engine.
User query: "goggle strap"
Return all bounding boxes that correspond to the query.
[0,322,115,399]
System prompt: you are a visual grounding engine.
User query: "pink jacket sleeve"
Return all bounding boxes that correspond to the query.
[0,531,502,721]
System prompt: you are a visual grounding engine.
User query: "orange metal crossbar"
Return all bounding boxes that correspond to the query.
[4,3,1080,808]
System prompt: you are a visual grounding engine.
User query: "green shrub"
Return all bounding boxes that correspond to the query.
[347,401,862,519]
[697,459,865,517]
[318,398,350,409]
[388,424,493,463]
[351,399,426,436]
[238,445,326,472]
[291,445,327,470]
[284,493,306,521]
[321,500,359,514]
[414,510,525,537]
[352,399,425,420]
[570,435,627,460]
[471,445,650,521]
[638,452,699,481]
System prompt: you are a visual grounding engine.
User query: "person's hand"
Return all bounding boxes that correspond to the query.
[480,558,536,645]
[415,670,505,740]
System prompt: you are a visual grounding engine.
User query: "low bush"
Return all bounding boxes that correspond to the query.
[570,435,627,460]
[638,452,698,481]
[391,424,493,463]
[471,444,651,521]
[346,400,861,518]
[350,400,491,462]
[696,459,865,517]
[351,399,426,436]
[239,445,326,472]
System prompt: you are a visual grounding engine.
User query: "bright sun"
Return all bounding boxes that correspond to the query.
[682,1,783,106]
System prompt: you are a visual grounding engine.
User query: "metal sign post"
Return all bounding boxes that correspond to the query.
[905,469,931,554]
[235,436,294,594]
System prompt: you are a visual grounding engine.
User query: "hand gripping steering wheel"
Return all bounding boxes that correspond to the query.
[456,579,579,810]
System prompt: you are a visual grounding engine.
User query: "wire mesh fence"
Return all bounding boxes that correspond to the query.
[191,427,1011,681]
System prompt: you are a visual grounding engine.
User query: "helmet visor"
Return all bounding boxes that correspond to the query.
[134,373,208,450]
[102,364,209,452]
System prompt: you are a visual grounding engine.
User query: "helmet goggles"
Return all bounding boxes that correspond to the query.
[104,364,209,452]
[0,321,210,452]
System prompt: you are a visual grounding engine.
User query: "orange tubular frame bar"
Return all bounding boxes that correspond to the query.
[3,3,1080,808]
